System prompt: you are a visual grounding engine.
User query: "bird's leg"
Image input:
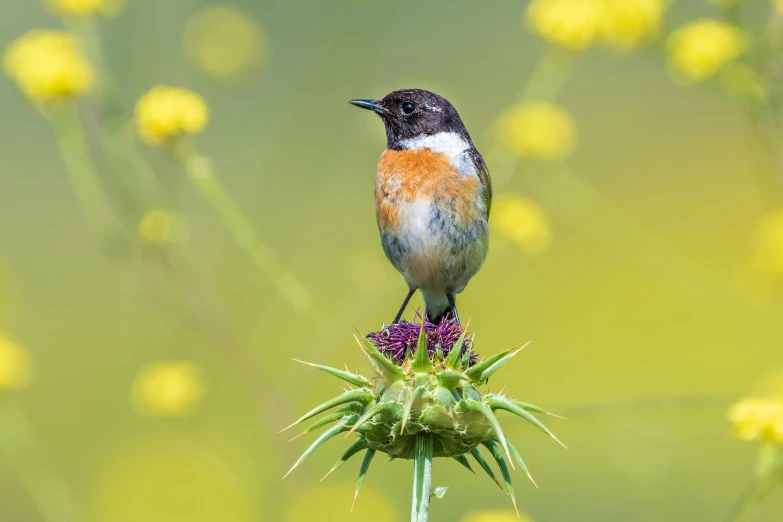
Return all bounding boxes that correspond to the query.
[392,288,416,324]
[447,294,460,325]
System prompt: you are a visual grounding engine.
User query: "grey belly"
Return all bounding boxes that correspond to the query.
[379,206,489,294]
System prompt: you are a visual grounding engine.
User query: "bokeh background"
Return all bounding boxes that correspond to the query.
[1,0,782,521]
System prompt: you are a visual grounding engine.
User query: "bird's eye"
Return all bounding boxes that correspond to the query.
[401,102,417,115]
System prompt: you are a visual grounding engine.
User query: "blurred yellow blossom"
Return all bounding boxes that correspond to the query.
[137,210,188,245]
[667,19,746,82]
[3,29,95,103]
[47,0,124,17]
[492,193,552,255]
[132,361,207,417]
[777,0,783,15]
[135,86,209,146]
[462,510,534,522]
[728,398,783,445]
[601,0,665,52]
[182,4,269,82]
[754,208,783,275]
[496,102,576,161]
[0,332,32,392]
[526,0,606,51]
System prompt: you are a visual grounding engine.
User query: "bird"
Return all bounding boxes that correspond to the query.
[350,89,492,325]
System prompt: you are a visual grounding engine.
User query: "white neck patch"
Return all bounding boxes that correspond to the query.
[400,132,475,176]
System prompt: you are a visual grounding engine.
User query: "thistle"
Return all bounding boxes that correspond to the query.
[283,317,565,521]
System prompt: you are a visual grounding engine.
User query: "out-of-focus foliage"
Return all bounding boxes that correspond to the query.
[182,5,268,83]
[1,0,783,521]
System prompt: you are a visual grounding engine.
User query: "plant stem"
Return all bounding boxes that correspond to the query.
[0,399,82,522]
[519,46,576,102]
[411,433,434,522]
[48,103,117,239]
[173,140,324,323]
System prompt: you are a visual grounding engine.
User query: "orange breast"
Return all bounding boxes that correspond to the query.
[375,149,480,233]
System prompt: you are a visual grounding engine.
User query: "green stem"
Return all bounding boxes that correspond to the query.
[411,433,434,522]
[519,46,576,102]
[48,103,116,238]
[723,475,778,522]
[70,18,170,216]
[173,140,323,323]
[0,399,82,522]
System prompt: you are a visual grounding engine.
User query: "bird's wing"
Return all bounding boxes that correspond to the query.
[470,148,492,218]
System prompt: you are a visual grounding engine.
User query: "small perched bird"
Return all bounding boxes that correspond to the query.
[350,89,491,324]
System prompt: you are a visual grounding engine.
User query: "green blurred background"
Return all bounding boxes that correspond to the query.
[1,0,782,521]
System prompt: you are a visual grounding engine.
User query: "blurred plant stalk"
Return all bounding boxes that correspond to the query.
[172,139,324,324]
[725,442,782,522]
[0,399,82,522]
[48,102,120,242]
[67,17,170,221]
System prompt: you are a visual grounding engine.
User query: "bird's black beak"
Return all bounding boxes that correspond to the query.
[349,99,389,115]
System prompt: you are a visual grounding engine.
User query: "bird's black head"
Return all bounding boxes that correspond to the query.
[350,89,472,150]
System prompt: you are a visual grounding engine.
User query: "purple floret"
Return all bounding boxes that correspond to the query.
[366,313,477,367]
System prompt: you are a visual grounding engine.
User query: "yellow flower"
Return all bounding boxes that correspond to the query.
[132,362,207,417]
[462,510,534,522]
[137,210,187,245]
[492,194,552,255]
[777,0,783,15]
[135,86,209,146]
[182,5,269,82]
[728,398,783,445]
[754,208,783,275]
[47,0,124,17]
[495,102,576,161]
[667,19,746,82]
[3,29,95,103]
[0,332,32,392]
[601,0,665,52]
[526,0,606,51]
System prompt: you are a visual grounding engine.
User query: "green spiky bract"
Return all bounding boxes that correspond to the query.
[283,320,565,521]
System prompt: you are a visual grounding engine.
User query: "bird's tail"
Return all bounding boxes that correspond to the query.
[422,291,450,324]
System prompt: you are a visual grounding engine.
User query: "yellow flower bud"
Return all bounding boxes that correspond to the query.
[728,398,783,445]
[526,0,606,51]
[495,102,576,162]
[492,194,552,256]
[47,0,124,17]
[667,19,746,82]
[3,29,95,103]
[601,0,665,52]
[462,510,535,522]
[132,361,207,418]
[137,210,188,245]
[182,5,269,82]
[135,86,209,146]
[754,208,783,275]
[0,332,32,392]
